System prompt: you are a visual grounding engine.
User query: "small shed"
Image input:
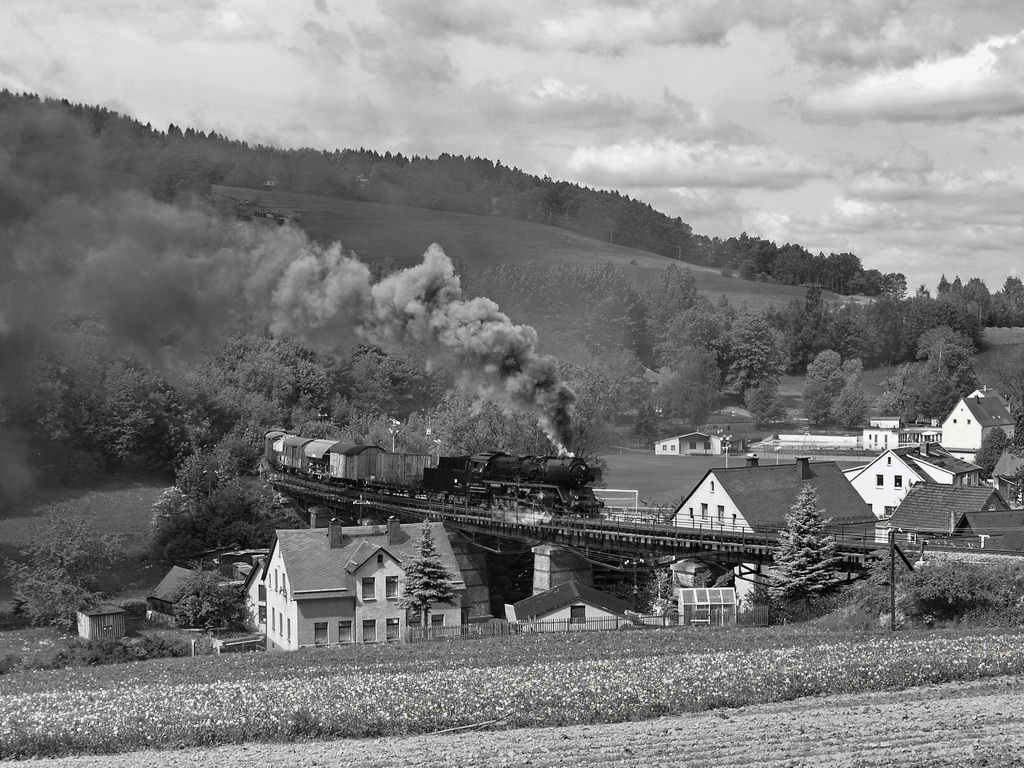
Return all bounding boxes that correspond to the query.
[77,603,127,640]
[148,565,196,623]
[677,587,737,627]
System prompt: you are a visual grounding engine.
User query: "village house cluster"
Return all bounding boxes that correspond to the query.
[138,389,1023,649]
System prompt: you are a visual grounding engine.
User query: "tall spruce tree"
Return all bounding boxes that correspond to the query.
[768,484,843,613]
[399,522,457,629]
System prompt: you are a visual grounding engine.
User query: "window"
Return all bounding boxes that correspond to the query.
[362,619,377,643]
[377,553,384,565]
[886,456,891,466]
[386,618,400,642]
[967,419,972,425]
[688,507,694,518]
[314,621,328,645]
[894,475,903,489]
[570,605,586,624]
[689,441,697,450]
[876,474,884,487]
[710,481,715,492]
[700,503,708,518]
[271,606,276,632]
[361,577,376,600]
[884,506,896,516]
[338,620,353,643]
[717,505,724,522]
[258,605,266,624]
[274,569,279,591]
[282,575,287,595]
[431,614,445,628]
[386,576,399,599]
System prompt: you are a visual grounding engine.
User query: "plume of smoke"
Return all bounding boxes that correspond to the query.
[357,244,575,450]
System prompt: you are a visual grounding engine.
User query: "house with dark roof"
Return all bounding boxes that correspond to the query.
[672,456,875,533]
[885,483,1021,548]
[656,432,732,456]
[941,388,1015,462]
[147,565,197,624]
[506,581,633,626]
[993,451,1024,505]
[264,519,465,651]
[844,442,982,519]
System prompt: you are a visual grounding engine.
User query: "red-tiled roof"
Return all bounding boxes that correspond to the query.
[886,483,1007,534]
[678,461,875,531]
[512,581,633,620]
[274,522,463,595]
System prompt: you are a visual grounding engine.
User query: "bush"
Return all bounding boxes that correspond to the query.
[117,599,149,620]
[0,654,23,675]
[902,560,1024,626]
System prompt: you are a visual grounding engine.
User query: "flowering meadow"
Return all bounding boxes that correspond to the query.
[3,627,1024,759]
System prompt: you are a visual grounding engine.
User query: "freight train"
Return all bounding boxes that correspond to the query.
[264,430,604,517]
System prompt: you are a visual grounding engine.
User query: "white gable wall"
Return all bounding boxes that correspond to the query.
[847,451,924,519]
[675,472,753,532]
[942,401,984,452]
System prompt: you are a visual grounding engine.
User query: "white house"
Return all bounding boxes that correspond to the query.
[656,432,736,456]
[861,417,942,452]
[941,388,1014,463]
[843,442,982,519]
[263,519,465,651]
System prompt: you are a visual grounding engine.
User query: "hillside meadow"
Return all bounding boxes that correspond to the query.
[3,625,1024,759]
[215,184,845,312]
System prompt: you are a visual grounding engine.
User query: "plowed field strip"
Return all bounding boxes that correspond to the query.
[6,676,1022,767]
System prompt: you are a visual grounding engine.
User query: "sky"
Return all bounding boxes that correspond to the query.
[2,0,1024,293]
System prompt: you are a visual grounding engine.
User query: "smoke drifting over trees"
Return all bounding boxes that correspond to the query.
[0,101,577,502]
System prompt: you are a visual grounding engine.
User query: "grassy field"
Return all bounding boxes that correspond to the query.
[214,184,845,312]
[3,624,1024,758]
[0,480,167,610]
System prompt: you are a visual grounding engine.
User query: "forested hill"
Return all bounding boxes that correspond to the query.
[0,89,904,298]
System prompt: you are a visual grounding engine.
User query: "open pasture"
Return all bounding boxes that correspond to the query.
[215,184,845,312]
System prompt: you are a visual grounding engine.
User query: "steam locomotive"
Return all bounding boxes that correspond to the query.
[264,430,604,517]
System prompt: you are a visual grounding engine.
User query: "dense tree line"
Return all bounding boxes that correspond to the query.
[0,91,919,301]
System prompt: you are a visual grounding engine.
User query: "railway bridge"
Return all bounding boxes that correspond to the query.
[267,472,878,592]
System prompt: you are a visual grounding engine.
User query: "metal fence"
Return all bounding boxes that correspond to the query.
[406,614,676,642]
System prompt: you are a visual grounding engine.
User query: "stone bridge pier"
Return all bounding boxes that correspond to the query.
[531,545,593,594]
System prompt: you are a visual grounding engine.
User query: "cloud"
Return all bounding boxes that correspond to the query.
[804,31,1024,122]
[565,137,825,191]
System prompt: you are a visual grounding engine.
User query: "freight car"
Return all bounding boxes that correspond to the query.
[264,431,603,517]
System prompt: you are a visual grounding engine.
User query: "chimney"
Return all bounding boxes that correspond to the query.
[795,456,812,480]
[921,441,929,457]
[746,454,759,467]
[328,518,345,549]
[309,506,331,529]
[387,516,402,545]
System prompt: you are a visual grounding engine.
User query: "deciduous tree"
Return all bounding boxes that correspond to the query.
[4,508,124,629]
[974,427,1009,481]
[171,571,247,631]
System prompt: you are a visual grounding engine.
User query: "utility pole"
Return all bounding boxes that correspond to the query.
[889,528,896,632]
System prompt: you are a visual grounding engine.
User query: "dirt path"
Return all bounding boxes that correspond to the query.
[7,676,1023,767]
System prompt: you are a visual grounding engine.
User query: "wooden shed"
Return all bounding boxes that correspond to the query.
[77,603,127,640]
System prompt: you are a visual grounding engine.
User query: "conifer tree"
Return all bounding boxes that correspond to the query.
[399,522,457,630]
[768,484,843,613]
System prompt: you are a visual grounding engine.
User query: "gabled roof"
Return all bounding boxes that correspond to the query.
[892,444,979,477]
[993,451,1024,479]
[961,509,1024,550]
[886,483,1007,534]
[512,581,633,620]
[272,522,464,597]
[951,392,1013,428]
[676,461,875,531]
[344,541,404,573]
[150,565,196,602]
